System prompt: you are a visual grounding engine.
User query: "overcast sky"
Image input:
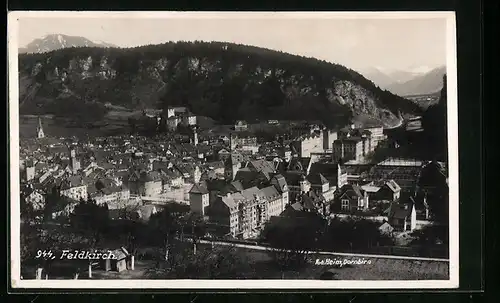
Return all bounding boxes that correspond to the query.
[15,12,451,73]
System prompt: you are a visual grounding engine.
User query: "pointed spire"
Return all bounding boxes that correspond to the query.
[36,116,45,139]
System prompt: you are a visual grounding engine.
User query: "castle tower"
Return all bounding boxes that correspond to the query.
[189,183,209,216]
[36,117,45,139]
[167,107,175,118]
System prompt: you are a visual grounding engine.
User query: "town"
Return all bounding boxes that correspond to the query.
[19,105,449,280]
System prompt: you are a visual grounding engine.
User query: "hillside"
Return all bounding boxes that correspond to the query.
[387,66,446,97]
[19,34,117,54]
[18,41,422,128]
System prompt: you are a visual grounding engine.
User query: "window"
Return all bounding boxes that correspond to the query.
[341,199,350,211]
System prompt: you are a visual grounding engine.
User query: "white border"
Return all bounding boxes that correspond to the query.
[8,11,459,289]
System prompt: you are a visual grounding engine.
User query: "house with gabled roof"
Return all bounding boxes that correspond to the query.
[247,159,276,175]
[21,185,45,211]
[59,175,88,202]
[295,190,329,217]
[376,179,402,202]
[385,200,417,232]
[309,162,348,189]
[331,184,369,214]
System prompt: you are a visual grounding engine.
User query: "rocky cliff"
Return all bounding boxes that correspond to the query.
[18,41,421,128]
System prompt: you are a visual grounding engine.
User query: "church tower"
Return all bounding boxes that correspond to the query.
[192,125,199,146]
[69,147,81,175]
[36,117,45,139]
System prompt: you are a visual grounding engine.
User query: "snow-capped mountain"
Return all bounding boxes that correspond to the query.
[359,65,446,96]
[18,34,118,54]
[359,67,397,89]
[386,66,447,97]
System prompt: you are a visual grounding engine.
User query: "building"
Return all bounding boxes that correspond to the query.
[166,116,181,131]
[207,175,289,239]
[210,186,282,239]
[189,182,210,216]
[376,180,402,202]
[69,148,81,175]
[25,160,36,181]
[308,162,348,189]
[217,148,231,162]
[182,114,197,126]
[102,247,132,272]
[367,158,422,194]
[290,133,324,158]
[234,120,248,131]
[270,174,289,212]
[21,186,46,211]
[331,184,369,214]
[333,137,364,162]
[322,129,338,152]
[230,132,259,154]
[90,179,130,208]
[36,117,45,139]
[59,176,88,201]
[128,171,162,197]
[386,201,417,232]
[191,126,199,146]
[365,126,386,147]
[166,108,176,118]
[307,173,336,203]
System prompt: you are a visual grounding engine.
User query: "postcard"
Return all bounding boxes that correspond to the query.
[8,11,459,289]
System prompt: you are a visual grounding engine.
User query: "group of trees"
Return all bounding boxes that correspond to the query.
[260,213,395,271]
[260,214,327,272]
[69,198,111,247]
[19,41,421,127]
[147,243,257,279]
[421,75,448,162]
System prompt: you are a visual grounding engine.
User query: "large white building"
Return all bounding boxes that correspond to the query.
[207,174,289,239]
[59,176,88,201]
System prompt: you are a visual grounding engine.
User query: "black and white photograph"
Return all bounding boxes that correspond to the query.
[8,11,459,289]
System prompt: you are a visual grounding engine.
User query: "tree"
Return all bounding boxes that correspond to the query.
[20,192,35,222]
[69,198,110,249]
[148,203,190,261]
[260,213,326,272]
[147,244,256,279]
[321,217,394,252]
[421,75,448,161]
[179,212,207,255]
[20,223,90,278]
[410,225,449,246]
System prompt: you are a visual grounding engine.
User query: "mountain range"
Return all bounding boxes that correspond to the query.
[18,37,423,129]
[360,66,446,97]
[18,34,118,54]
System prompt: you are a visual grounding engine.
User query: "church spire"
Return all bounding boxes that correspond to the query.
[36,116,45,139]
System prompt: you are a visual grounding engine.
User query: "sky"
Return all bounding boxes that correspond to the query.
[15,12,451,73]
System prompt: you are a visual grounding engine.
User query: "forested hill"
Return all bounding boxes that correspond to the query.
[18,41,422,128]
